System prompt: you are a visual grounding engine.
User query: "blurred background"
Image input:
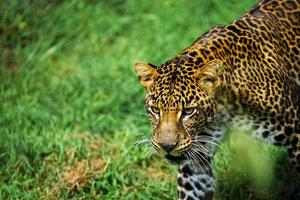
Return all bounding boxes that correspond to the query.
[0,0,299,199]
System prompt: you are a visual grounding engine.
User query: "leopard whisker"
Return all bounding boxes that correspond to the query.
[133,136,151,147]
[190,146,213,172]
[188,150,205,171]
[194,148,211,170]
[185,150,197,171]
[194,138,229,156]
[195,135,222,144]
[135,112,148,116]
[194,138,222,149]
[145,145,157,158]
[191,143,213,157]
[189,148,211,173]
[132,136,160,158]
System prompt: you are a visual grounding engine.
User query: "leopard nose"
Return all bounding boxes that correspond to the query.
[158,142,177,153]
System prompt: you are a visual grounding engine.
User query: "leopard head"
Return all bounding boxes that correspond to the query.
[134,55,223,163]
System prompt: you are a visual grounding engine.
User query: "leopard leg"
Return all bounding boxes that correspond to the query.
[288,133,300,173]
[177,160,215,200]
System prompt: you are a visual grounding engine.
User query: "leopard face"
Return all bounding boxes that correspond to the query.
[134,57,223,161]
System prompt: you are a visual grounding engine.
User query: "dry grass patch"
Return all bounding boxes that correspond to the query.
[61,157,108,191]
[44,132,109,199]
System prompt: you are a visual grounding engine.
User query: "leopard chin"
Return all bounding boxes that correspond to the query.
[165,154,186,164]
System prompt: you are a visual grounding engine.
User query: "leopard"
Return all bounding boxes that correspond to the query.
[133,0,300,199]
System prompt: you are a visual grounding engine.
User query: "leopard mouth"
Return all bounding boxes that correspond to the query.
[165,154,186,164]
[164,145,208,165]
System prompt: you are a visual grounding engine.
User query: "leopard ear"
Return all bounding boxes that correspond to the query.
[134,61,158,90]
[194,60,222,90]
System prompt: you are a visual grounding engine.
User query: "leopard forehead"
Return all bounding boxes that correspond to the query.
[146,76,203,110]
[146,56,209,109]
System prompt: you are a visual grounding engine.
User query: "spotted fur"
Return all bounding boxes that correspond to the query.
[134,0,300,199]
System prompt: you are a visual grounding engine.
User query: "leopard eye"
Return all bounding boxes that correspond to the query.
[182,107,197,117]
[149,106,160,116]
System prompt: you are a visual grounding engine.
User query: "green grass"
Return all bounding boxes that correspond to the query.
[0,0,299,199]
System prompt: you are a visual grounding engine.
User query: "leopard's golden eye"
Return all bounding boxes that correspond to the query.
[149,106,160,116]
[182,107,196,117]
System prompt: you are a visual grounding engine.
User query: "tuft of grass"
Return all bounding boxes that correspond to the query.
[215,130,300,200]
[1,0,299,199]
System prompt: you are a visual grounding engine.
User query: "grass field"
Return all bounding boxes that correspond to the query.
[1,0,299,199]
